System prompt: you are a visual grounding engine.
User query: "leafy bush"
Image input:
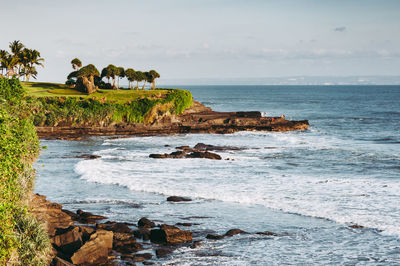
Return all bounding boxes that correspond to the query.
[0,78,50,265]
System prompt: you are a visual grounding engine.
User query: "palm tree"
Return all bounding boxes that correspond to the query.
[9,40,25,77]
[148,70,160,90]
[22,49,44,81]
[71,58,82,70]
[125,68,136,89]
[76,64,100,94]
[0,50,9,76]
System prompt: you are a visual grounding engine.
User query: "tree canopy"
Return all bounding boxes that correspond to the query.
[0,40,44,80]
[71,58,82,70]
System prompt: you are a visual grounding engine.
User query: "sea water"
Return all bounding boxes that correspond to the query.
[34,85,400,265]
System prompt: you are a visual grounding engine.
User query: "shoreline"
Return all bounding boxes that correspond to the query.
[36,101,309,140]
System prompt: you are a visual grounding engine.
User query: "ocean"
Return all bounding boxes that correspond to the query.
[34,85,400,265]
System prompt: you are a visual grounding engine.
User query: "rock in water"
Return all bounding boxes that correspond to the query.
[138,217,156,228]
[150,224,192,244]
[167,196,192,202]
[187,151,221,160]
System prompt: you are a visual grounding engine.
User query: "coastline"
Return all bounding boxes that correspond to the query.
[35,101,309,140]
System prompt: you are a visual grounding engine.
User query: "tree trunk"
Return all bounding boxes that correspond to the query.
[152,80,155,90]
[112,77,116,89]
[136,81,139,90]
[81,75,97,94]
[117,77,120,89]
[142,81,146,90]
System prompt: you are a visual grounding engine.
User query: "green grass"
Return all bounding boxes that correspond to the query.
[22,81,172,104]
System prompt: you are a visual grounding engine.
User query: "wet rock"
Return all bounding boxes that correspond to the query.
[138,217,156,228]
[187,151,221,160]
[176,145,190,150]
[97,222,132,233]
[149,153,171,159]
[71,230,113,265]
[190,241,202,249]
[155,248,173,258]
[193,143,244,151]
[143,261,155,265]
[51,226,83,256]
[176,222,193,227]
[150,224,193,244]
[170,150,187,158]
[133,228,151,241]
[349,224,364,229]
[75,154,101,159]
[206,234,225,240]
[167,196,192,202]
[135,253,152,260]
[224,229,248,236]
[76,209,107,224]
[256,231,277,236]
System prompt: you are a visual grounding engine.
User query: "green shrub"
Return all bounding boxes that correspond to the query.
[0,78,49,265]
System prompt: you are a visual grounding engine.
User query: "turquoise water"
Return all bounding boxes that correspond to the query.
[35,85,400,265]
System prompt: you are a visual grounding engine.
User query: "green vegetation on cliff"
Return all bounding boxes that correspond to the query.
[0,78,51,264]
[22,81,193,126]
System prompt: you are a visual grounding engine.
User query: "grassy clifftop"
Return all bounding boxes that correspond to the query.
[22,82,193,126]
[0,78,51,264]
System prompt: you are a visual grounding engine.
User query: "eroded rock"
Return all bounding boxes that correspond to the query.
[70,230,113,265]
[150,224,192,244]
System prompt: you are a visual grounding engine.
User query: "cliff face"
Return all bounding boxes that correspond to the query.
[36,101,309,139]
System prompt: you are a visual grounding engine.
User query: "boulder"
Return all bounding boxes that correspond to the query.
[75,154,101,160]
[76,209,106,224]
[51,226,82,256]
[70,230,113,265]
[150,224,192,244]
[187,151,221,160]
[149,153,171,159]
[167,196,192,202]
[224,229,248,236]
[138,217,156,228]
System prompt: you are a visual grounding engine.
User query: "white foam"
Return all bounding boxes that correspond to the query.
[75,131,400,237]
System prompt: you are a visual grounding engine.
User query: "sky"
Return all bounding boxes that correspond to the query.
[1,0,400,84]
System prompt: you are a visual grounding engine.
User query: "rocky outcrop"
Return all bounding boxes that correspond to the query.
[150,150,222,160]
[36,101,309,139]
[150,224,193,244]
[167,196,192,202]
[29,194,73,236]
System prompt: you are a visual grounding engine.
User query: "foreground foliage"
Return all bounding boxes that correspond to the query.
[0,78,51,264]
